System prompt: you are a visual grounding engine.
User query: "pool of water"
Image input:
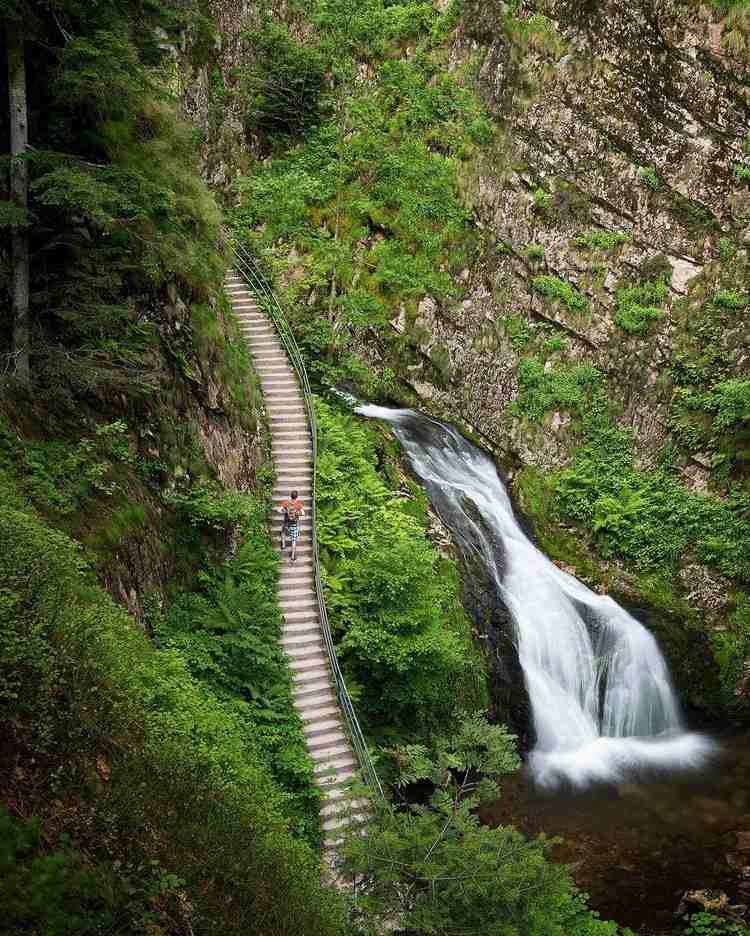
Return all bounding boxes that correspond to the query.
[480,736,750,935]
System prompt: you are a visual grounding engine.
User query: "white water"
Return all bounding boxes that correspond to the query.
[356,403,714,788]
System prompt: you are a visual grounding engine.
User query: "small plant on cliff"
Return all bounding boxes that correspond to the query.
[526,243,545,262]
[533,187,554,213]
[512,358,603,422]
[532,275,589,314]
[683,911,750,936]
[637,164,661,191]
[573,230,629,251]
[614,278,669,335]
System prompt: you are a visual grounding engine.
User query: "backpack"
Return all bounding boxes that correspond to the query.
[285,502,301,524]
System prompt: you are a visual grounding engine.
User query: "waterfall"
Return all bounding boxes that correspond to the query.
[356,403,714,788]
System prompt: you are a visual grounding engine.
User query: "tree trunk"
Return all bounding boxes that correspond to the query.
[6,20,30,383]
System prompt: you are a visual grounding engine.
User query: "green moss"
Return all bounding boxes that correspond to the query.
[512,358,602,422]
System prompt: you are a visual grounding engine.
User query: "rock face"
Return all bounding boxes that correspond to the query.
[392,0,749,464]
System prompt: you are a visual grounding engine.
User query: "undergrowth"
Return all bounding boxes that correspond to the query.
[314,396,486,742]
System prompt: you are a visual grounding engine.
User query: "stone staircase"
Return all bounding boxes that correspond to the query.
[224,272,365,851]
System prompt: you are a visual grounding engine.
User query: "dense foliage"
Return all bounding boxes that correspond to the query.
[0,507,343,936]
[315,397,485,740]
[0,0,328,928]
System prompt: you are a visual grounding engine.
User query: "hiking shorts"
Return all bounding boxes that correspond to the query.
[288,523,300,544]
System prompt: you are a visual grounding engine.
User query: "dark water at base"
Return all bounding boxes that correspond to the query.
[481,737,750,936]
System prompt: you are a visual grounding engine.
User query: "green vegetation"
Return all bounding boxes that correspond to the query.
[0,0,332,928]
[683,913,750,936]
[532,275,590,314]
[573,230,629,251]
[499,313,535,350]
[638,164,661,190]
[526,242,546,261]
[339,713,630,936]
[711,596,750,710]
[315,398,485,740]
[226,0,492,397]
[154,485,321,842]
[614,278,669,335]
[0,508,342,935]
[553,417,750,582]
[533,187,555,212]
[512,359,603,422]
[670,279,750,475]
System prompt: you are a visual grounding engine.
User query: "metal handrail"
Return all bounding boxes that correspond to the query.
[227,234,383,800]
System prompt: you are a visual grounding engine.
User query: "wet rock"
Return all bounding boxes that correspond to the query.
[676,889,747,923]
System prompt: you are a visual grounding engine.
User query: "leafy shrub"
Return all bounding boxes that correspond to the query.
[526,243,545,261]
[0,418,132,517]
[0,806,189,936]
[711,597,750,708]
[338,713,627,936]
[684,912,750,935]
[499,314,535,349]
[156,488,321,840]
[533,187,554,212]
[241,21,327,139]
[553,420,750,582]
[532,275,589,313]
[638,164,661,190]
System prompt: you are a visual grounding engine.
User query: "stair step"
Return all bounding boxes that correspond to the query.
[313,751,357,776]
[308,728,349,752]
[288,654,328,674]
[295,689,338,712]
[321,796,368,821]
[295,679,337,702]
[322,809,368,835]
[303,716,345,739]
[278,568,314,582]
[281,617,320,634]
[280,632,322,651]
[300,708,341,729]
[279,596,318,610]
[285,645,326,666]
[309,738,352,762]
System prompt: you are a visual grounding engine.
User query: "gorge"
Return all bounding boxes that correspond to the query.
[2,0,750,934]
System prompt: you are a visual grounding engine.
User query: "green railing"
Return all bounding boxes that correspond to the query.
[227,234,383,800]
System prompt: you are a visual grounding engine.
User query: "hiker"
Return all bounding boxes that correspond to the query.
[279,490,304,561]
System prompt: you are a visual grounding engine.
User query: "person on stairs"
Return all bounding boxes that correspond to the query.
[279,490,304,561]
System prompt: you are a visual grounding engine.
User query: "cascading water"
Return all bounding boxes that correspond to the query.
[356,403,715,788]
